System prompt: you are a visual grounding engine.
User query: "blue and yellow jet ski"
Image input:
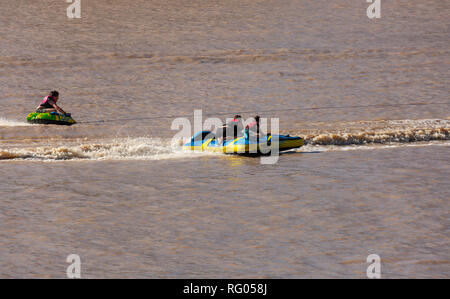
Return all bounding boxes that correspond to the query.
[183,131,303,155]
[26,112,76,126]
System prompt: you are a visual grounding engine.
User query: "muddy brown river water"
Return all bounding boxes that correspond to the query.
[0,0,449,278]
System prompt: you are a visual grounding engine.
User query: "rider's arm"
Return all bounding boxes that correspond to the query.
[246,124,264,136]
[49,100,66,115]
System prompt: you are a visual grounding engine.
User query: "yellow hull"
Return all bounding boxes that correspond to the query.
[184,137,304,154]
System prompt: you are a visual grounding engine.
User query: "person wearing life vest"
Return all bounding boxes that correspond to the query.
[226,115,244,139]
[36,90,69,116]
[216,115,243,145]
[245,115,264,141]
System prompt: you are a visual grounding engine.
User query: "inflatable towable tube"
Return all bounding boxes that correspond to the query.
[26,112,76,126]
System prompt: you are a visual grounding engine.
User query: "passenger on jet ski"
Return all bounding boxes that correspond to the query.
[245,115,265,141]
[216,115,244,144]
[36,90,70,116]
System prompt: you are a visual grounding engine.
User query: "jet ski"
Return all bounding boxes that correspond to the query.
[183,131,303,155]
[26,112,76,126]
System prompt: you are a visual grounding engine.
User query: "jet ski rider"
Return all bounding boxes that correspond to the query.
[36,90,70,116]
[216,115,244,145]
[245,115,265,142]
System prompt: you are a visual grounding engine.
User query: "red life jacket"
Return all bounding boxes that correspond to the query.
[39,96,57,108]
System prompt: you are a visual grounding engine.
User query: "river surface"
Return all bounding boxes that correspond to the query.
[0,0,449,278]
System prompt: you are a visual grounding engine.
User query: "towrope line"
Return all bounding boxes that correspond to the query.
[77,102,450,125]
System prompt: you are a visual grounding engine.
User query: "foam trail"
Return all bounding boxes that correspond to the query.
[304,128,449,145]
[0,117,31,127]
[1,119,449,161]
[300,119,449,146]
[0,137,217,161]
